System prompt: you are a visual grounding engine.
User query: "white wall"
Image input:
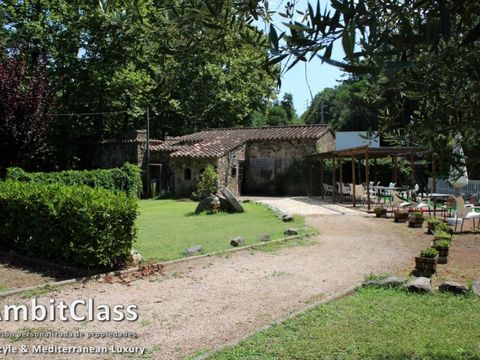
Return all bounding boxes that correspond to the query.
[335,131,380,151]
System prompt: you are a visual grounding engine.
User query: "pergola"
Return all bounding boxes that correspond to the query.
[307,145,436,210]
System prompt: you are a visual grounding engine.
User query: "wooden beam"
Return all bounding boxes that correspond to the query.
[410,152,416,186]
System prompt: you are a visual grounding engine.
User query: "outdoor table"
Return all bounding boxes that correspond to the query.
[371,186,410,204]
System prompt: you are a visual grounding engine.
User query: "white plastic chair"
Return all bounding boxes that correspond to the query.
[323,183,334,197]
[451,196,480,232]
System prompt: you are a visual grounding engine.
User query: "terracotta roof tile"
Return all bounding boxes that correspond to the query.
[150,124,330,158]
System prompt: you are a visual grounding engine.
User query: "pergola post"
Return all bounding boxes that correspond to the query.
[332,156,337,203]
[410,153,416,186]
[392,156,398,184]
[352,155,356,207]
[339,159,344,203]
[320,158,324,199]
[365,151,370,210]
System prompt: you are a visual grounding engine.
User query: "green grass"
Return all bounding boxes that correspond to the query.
[135,200,311,261]
[0,284,8,292]
[209,287,480,360]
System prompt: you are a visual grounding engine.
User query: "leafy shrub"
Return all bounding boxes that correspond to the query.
[408,211,424,220]
[420,247,439,258]
[434,229,451,240]
[427,218,441,226]
[434,222,450,232]
[0,180,137,269]
[6,162,142,197]
[193,165,218,199]
[434,240,451,248]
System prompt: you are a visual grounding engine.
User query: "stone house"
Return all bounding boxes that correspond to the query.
[92,125,335,197]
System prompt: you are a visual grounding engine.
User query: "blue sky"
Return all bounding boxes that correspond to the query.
[257,0,346,115]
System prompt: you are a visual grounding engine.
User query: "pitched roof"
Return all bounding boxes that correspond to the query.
[150,124,330,158]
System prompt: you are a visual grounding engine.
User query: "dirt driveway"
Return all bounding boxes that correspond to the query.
[1,214,431,360]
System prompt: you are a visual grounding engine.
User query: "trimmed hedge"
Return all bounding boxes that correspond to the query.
[6,162,142,197]
[0,180,137,269]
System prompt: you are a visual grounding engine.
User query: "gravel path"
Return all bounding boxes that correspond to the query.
[1,214,432,360]
[256,197,361,216]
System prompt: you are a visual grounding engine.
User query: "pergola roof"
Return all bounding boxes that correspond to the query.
[309,145,426,160]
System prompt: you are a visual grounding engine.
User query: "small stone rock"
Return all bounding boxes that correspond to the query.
[473,279,480,296]
[281,213,294,222]
[185,245,203,256]
[222,188,244,213]
[130,249,143,265]
[230,237,245,247]
[406,277,432,293]
[218,196,234,212]
[439,281,468,295]
[284,228,299,236]
[195,195,220,214]
[259,233,271,242]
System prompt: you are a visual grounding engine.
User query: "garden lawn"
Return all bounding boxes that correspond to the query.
[209,287,480,360]
[135,200,309,261]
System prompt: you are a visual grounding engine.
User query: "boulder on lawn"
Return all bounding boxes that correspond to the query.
[280,213,294,222]
[222,188,244,213]
[473,279,480,296]
[284,228,299,236]
[195,194,220,214]
[230,237,245,247]
[406,276,432,293]
[184,245,203,256]
[218,195,235,212]
[438,281,468,295]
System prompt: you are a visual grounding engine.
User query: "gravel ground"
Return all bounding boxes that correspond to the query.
[256,197,360,216]
[0,213,432,360]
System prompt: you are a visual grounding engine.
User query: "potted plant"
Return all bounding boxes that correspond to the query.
[393,208,409,223]
[414,247,439,276]
[432,239,450,264]
[408,211,425,228]
[433,229,452,243]
[435,221,453,234]
[426,218,442,234]
[374,206,387,218]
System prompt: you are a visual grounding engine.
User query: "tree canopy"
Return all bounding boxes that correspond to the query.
[261,0,480,176]
[1,0,278,168]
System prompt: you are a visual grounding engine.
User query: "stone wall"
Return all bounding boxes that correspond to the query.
[217,145,246,197]
[171,157,217,198]
[317,130,335,153]
[243,132,334,195]
[92,130,147,169]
